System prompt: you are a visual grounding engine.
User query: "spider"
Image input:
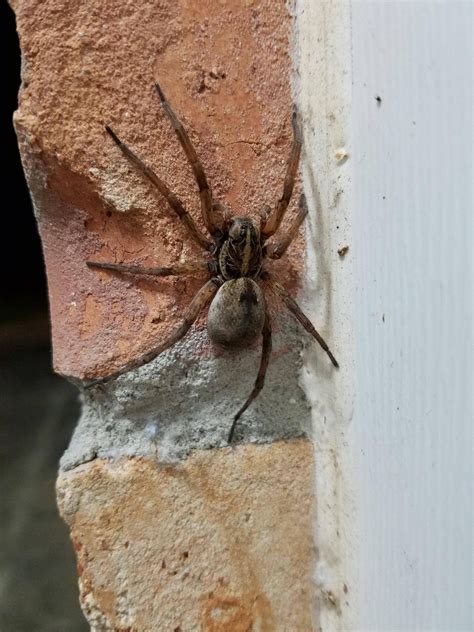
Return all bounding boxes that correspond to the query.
[86,82,338,443]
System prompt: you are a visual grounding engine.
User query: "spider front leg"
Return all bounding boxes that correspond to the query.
[268,276,339,368]
[155,82,219,238]
[267,193,308,260]
[262,108,302,239]
[86,260,209,277]
[258,203,271,233]
[85,278,220,387]
[228,305,272,443]
[105,126,211,251]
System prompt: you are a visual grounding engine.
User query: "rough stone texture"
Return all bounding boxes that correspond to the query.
[12,0,304,381]
[10,0,317,459]
[57,440,315,631]
[12,0,324,628]
[62,323,311,467]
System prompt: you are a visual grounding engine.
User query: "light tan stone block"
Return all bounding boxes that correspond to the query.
[57,440,315,631]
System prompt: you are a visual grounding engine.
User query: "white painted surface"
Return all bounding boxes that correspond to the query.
[352,2,472,631]
[296,2,356,630]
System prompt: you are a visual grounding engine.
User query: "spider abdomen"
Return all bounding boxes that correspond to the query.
[207,278,265,347]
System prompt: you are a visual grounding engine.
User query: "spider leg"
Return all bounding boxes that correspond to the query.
[258,203,271,232]
[268,276,339,368]
[262,108,302,239]
[86,260,209,277]
[155,82,218,237]
[228,305,272,443]
[267,193,308,260]
[105,126,211,251]
[85,278,219,387]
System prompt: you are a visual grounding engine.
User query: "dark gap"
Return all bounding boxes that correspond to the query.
[0,5,87,631]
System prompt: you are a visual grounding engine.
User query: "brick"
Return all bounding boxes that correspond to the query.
[13,0,303,381]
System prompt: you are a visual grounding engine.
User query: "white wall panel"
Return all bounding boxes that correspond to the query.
[352,2,472,630]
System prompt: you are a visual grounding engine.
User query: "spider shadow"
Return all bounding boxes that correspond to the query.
[303,166,334,334]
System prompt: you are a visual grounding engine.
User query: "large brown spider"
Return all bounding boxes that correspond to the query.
[86,82,338,443]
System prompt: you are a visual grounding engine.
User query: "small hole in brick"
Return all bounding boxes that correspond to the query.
[174,627,182,632]
[182,551,189,559]
[161,559,166,569]
[106,210,112,217]
[124,541,129,548]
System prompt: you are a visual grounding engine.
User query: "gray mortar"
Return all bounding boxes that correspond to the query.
[61,315,312,470]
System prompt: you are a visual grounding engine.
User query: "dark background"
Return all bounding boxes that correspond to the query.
[1,4,47,313]
[1,4,87,630]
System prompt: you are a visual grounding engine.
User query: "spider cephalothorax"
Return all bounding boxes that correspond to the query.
[219,217,263,280]
[86,82,338,442]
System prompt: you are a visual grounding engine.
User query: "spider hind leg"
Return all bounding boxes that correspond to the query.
[270,277,339,368]
[228,305,272,443]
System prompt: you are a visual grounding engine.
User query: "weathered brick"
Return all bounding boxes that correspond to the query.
[13,0,303,381]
